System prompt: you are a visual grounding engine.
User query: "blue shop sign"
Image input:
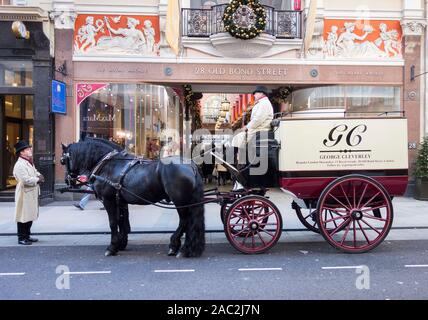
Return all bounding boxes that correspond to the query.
[52,80,66,114]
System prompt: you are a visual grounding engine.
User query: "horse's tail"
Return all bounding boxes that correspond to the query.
[186,171,206,257]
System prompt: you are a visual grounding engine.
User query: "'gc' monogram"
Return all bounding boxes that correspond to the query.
[323,125,368,148]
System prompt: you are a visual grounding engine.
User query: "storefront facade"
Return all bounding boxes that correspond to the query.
[49,0,426,198]
[0,5,54,202]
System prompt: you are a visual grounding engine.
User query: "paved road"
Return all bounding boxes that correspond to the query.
[1,240,428,300]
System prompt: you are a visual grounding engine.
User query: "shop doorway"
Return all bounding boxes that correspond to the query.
[0,95,34,190]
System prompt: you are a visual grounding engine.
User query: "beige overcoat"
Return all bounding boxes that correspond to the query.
[13,157,41,223]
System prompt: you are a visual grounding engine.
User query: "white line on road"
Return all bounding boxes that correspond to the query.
[64,271,111,275]
[0,272,25,276]
[238,268,283,272]
[405,265,428,268]
[154,269,195,273]
[322,266,364,270]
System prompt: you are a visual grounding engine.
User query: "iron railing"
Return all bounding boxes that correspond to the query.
[182,4,302,39]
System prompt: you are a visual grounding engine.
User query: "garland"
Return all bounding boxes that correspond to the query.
[223,0,267,40]
[184,84,202,130]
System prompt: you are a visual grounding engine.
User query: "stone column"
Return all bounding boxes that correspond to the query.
[50,0,77,199]
[401,1,427,182]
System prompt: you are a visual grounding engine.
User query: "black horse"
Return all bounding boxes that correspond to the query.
[61,138,205,257]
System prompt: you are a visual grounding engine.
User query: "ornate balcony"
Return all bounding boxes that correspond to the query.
[182,4,303,58]
[182,4,303,39]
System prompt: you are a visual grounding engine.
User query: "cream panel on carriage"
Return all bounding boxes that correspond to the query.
[277,118,408,172]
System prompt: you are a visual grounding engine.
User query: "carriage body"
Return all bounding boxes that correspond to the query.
[276,116,408,200]
[223,114,409,254]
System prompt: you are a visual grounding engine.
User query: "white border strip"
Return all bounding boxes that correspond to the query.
[405,265,428,268]
[154,269,195,273]
[0,272,26,276]
[64,271,111,275]
[238,268,283,272]
[322,266,364,270]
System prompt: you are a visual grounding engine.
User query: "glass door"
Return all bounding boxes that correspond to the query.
[1,95,34,190]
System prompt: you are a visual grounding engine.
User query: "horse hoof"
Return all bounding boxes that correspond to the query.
[168,248,177,256]
[104,249,117,257]
[176,251,187,259]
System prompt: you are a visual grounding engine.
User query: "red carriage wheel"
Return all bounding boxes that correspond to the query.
[317,175,393,253]
[293,201,348,234]
[224,195,283,254]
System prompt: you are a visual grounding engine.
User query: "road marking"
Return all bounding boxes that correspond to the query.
[405,265,428,268]
[238,268,283,272]
[0,272,25,276]
[64,271,111,275]
[154,269,195,273]
[322,266,364,270]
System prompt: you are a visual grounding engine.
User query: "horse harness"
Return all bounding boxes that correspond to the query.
[90,151,153,216]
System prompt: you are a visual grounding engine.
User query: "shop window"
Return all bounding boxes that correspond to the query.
[346,86,400,114]
[25,95,33,119]
[292,86,345,111]
[291,85,401,116]
[5,95,22,118]
[0,60,33,87]
[79,83,182,159]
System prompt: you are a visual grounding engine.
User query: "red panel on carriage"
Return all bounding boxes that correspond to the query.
[279,174,408,199]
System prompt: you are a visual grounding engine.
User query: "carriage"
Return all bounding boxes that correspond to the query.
[209,111,409,254]
[60,111,408,257]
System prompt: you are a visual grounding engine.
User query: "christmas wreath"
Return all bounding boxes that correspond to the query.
[223,0,267,40]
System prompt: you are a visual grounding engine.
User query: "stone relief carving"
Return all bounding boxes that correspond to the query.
[322,20,403,59]
[74,15,160,56]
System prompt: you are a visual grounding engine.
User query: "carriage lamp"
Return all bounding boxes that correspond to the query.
[294,0,301,11]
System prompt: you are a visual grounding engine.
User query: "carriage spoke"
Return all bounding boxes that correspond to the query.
[361,205,387,213]
[324,214,349,224]
[360,192,381,210]
[329,210,339,229]
[360,219,382,235]
[353,220,357,248]
[340,220,352,245]
[362,214,387,222]
[353,184,356,208]
[259,228,275,238]
[323,207,348,215]
[357,220,371,244]
[231,227,250,238]
[329,218,351,237]
[328,193,352,211]
[256,211,275,222]
[239,230,252,245]
[340,184,353,209]
[357,183,369,208]
[257,231,267,246]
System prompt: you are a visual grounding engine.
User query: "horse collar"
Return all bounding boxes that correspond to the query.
[90,150,120,178]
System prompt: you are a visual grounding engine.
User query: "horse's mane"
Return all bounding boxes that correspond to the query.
[69,137,124,172]
[85,137,124,151]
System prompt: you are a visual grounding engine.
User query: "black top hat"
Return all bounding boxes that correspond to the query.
[253,85,269,95]
[14,140,31,155]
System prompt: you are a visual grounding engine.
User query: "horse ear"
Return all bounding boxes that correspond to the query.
[61,143,68,151]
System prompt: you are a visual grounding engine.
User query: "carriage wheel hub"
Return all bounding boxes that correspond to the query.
[249,220,259,230]
[351,210,363,220]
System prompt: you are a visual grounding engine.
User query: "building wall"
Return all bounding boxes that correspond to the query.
[47,0,427,196]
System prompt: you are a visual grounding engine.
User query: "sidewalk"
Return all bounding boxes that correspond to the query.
[1,189,428,247]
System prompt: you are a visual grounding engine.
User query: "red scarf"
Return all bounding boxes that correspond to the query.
[19,156,34,166]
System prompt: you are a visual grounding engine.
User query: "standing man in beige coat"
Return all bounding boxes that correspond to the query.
[13,141,44,245]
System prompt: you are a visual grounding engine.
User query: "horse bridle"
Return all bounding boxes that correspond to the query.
[60,151,78,186]
[60,149,120,187]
